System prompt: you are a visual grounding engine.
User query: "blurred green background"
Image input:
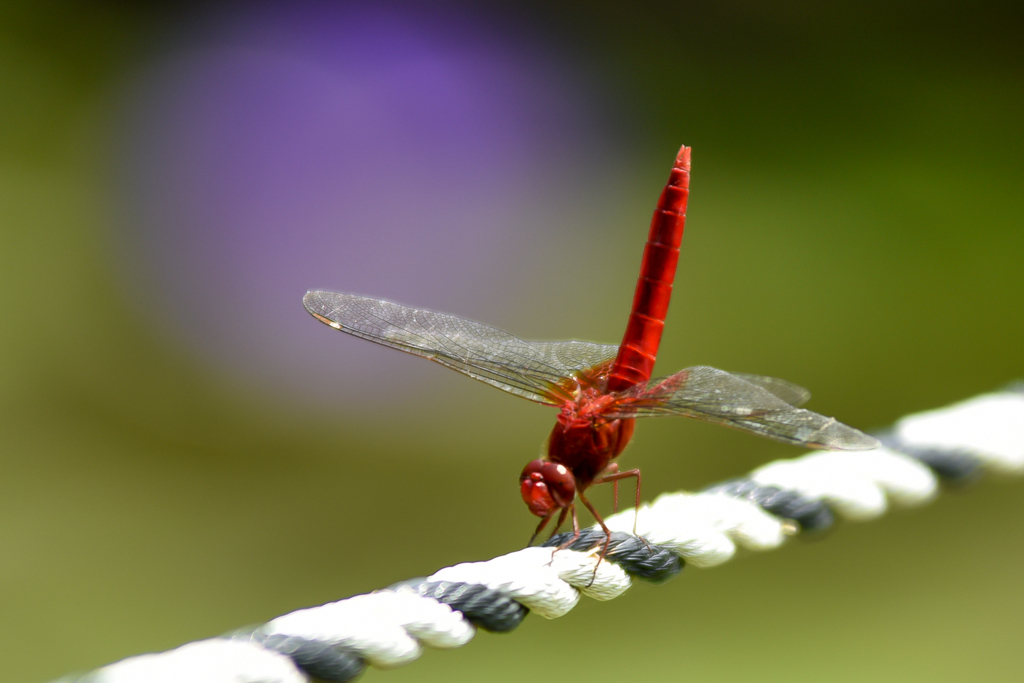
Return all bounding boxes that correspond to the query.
[2,2,1023,682]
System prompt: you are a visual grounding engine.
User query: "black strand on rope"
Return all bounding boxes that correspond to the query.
[387,579,529,633]
[874,431,983,484]
[240,630,366,683]
[702,479,836,532]
[540,529,684,583]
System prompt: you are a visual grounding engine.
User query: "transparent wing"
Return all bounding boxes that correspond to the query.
[608,365,878,451]
[729,373,812,407]
[303,291,618,405]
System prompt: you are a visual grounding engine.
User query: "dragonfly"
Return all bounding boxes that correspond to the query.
[303,145,878,552]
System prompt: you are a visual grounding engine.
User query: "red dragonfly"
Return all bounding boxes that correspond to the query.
[304,145,878,549]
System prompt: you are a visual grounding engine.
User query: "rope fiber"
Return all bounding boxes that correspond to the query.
[55,383,1024,683]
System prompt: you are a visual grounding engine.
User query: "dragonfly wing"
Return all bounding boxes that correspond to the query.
[729,373,812,407]
[611,366,878,451]
[303,291,618,404]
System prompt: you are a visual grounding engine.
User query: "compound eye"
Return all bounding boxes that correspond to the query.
[520,459,546,481]
[539,462,576,507]
[520,459,555,517]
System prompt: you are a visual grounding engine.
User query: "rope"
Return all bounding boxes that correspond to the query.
[55,383,1024,683]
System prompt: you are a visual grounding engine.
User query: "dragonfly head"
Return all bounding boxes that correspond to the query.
[519,459,576,517]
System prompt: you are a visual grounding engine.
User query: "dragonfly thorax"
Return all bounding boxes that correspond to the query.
[547,412,635,489]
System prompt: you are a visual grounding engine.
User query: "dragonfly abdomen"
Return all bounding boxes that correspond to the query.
[607,146,691,392]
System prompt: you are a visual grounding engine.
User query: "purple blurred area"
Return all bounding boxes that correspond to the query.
[110,2,620,411]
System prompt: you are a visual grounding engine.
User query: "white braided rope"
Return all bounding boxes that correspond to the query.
[62,387,1024,683]
[67,640,309,683]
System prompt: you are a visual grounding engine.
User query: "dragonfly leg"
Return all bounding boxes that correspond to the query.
[550,506,572,542]
[545,506,580,567]
[593,468,642,536]
[531,504,575,546]
[549,505,581,548]
[576,490,612,587]
[598,463,622,512]
[528,508,559,547]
